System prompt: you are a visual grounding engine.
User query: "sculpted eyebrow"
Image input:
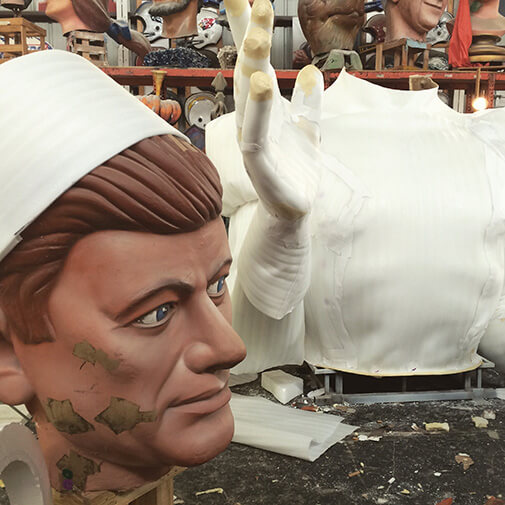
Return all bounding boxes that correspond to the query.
[115,280,195,322]
[210,258,233,281]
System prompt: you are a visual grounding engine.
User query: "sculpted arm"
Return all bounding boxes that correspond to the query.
[221,0,324,320]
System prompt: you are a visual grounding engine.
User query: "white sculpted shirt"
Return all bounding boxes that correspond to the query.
[207,70,505,376]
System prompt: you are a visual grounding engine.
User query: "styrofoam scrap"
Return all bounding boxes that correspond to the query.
[483,409,496,420]
[425,422,450,432]
[388,477,395,485]
[358,434,382,442]
[434,472,442,477]
[261,370,303,404]
[496,389,505,400]
[307,388,326,399]
[0,423,51,504]
[0,405,29,424]
[195,488,224,496]
[229,373,258,387]
[230,393,357,461]
[472,416,489,428]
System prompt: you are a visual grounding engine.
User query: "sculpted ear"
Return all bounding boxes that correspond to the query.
[0,308,35,405]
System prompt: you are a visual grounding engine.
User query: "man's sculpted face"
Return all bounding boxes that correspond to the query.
[13,218,246,487]
[395,0,447,34]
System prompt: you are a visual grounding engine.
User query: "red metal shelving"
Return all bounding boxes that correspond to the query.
[101,66,505,93]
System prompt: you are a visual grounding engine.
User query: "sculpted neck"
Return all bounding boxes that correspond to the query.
[385,6,426,42]
[470,0,505,35]
[34,413,169,493]
[46,4,93,35]
[474,0,500,19]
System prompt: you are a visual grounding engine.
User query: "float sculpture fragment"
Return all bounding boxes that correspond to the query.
[0,50,245,495]
[207,0,505,377]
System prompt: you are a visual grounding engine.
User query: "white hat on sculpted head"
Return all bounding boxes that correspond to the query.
[0,49,187,261]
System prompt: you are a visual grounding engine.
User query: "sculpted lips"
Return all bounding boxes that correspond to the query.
[166,385,232,415]
[424,0,443,9]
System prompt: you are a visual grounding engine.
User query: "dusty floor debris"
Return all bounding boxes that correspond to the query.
[425,422,450,432]
[472,416,489,429]
[171,366,505,505]
[455,453,474,471]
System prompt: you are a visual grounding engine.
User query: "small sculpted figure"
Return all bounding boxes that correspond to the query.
[207,0,505,378]
[449,0,505,67]
[384,0,448,41]
[298,0,366,55]
[0,50,245,494]
[46,0,151,58]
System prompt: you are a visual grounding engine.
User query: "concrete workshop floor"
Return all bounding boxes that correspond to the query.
[173,366,505,505]
[0,368,504,505]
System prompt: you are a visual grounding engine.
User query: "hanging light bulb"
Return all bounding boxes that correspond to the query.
[472,96,488,111]
[471,67,489,111]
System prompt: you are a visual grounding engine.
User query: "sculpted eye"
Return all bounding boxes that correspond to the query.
[132,302,176,328]
[207,275,227,298]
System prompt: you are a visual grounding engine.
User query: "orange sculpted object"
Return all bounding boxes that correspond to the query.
[0,51,245,494]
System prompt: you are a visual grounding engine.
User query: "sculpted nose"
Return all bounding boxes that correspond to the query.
[184,308,246,374]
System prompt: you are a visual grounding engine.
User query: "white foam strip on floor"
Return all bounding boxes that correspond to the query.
[230,394,357,461]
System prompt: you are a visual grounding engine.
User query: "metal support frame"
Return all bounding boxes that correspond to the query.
[309,358,498,404]
[487,72,497,108]
[116,0,130,67]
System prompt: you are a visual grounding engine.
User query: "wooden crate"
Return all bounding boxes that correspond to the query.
[0,17,46,64]
[67,31,108,67]
[374,38,431,71]
[52,466,185,505]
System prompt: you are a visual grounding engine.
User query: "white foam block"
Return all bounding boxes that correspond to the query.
[231,394,357,461]
[261,370,303,404]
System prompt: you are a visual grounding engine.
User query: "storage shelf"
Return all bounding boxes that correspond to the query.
[101,66,505,92]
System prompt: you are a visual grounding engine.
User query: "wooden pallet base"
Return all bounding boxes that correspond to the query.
[67,30,107,66]
[52,466,185,505]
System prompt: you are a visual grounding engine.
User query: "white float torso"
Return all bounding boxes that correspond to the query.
[208,71,505,376]
[305,74,505,374]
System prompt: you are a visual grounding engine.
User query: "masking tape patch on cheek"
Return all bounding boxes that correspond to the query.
[43,399,95,435]
[73,341,120,372]
[94,398,157,435]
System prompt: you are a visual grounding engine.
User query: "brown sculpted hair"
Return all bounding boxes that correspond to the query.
[0,135,222,345]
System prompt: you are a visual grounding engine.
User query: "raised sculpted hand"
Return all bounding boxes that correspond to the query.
[225,0,324,221]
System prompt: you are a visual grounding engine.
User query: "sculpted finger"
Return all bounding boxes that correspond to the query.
[242,72,308,220]
[223,0,251,49]
[290,65,324,146]
[234,0,275,136]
